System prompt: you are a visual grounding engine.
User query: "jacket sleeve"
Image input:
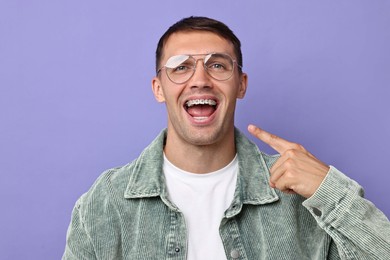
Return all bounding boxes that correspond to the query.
[302,166,390,260]
[62,195,97,260]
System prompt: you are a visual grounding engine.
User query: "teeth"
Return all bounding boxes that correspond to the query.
[193,117,208,121]
[186,99,217,107]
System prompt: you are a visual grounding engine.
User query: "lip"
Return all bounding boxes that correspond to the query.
[183,95,219,126]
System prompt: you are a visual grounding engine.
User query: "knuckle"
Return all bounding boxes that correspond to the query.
[283,158,294,168]
[284,170,295,179]
[269,133,279,142]
[296,143,306,151]
[292,143,303,150]
[285,149,296,157]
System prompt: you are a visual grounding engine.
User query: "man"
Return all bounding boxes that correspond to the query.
[63,16,390,259]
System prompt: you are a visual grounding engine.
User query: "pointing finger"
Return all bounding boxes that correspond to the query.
[248,124,299,154]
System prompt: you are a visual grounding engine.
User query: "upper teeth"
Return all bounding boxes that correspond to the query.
[186,99,217,107]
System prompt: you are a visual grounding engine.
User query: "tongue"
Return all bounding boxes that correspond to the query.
[187,105,215,117]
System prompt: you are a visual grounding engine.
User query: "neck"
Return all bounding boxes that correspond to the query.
[164,128,236,174]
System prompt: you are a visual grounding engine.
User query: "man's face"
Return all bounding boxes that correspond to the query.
[152,31,247,147]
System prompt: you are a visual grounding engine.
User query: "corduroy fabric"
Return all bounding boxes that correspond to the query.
[63,128,390,260]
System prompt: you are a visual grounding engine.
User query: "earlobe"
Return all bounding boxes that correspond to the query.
[151,77,166,103]
[237,73,248,99]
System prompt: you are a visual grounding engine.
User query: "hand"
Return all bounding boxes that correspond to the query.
[248,124,330,198]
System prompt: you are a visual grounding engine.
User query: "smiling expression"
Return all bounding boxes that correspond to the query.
[152,31,248,147]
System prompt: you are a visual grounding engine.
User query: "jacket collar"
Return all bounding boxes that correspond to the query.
[124,128,279,210]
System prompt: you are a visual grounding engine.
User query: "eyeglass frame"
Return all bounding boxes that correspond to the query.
[156,52,242,84]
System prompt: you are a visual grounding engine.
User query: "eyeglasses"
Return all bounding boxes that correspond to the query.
[157,53,241,84]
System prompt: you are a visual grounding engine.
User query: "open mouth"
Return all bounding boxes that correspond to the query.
[184,98,218,120]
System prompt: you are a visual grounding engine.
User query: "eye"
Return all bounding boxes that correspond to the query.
[210,63,225,70]
[175,65,188,71]
[205,54,232,72]
[207,62,227,71]
[172,65,191,74]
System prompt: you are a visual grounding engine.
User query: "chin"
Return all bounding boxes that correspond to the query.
[182,126,228,146]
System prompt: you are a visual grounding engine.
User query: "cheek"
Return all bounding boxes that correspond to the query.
[163,90,182,110]
[162,83,186,104]
[225,84,243,100]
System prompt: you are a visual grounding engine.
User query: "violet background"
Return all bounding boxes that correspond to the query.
[1,1,389,259]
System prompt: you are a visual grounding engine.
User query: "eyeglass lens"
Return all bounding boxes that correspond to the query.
[164,53,235,84]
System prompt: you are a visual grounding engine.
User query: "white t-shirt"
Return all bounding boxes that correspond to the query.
[163,154,238,260]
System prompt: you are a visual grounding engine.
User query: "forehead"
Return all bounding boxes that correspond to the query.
[162,31,235,62]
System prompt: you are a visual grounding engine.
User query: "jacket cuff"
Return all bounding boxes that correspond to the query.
[302,166,364,226]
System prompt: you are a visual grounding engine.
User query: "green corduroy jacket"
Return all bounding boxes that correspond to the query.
[63,128,390,259]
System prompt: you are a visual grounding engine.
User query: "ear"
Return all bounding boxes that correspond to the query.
[237,73,248,99]
[152,77,166,103]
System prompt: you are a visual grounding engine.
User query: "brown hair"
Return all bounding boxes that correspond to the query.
[155,16,243,73]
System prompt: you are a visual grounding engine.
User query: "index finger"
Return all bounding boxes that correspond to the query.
[247,124,297,154]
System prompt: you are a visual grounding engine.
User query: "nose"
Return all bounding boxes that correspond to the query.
[189,59,212,88]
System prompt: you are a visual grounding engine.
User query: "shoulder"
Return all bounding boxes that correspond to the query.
[75,162,135,213]
[77,129,168,208]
